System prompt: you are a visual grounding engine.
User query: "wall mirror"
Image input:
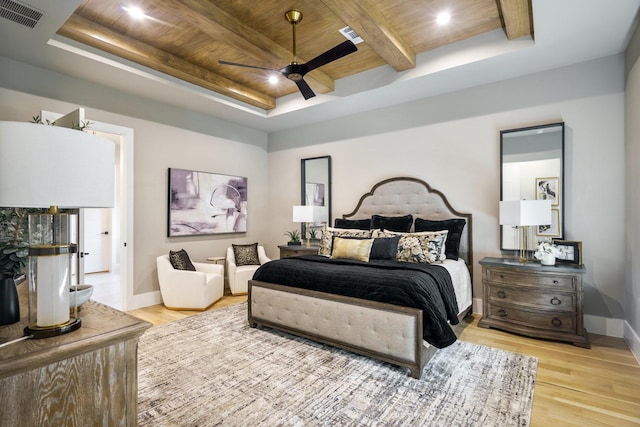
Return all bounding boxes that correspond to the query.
[501,122,565,251]
[301,156,331,241]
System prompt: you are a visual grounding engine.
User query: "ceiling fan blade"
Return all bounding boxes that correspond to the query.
[305,40,357,73]
[294,78,316,100]
[218,60,278,72]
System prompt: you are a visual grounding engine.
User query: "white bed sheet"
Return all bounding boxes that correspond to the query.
[441,258,473,316]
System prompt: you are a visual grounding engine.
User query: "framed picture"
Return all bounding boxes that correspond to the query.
[536,177,560,206]
[168,168,248,237]
[536,209,560,237]
[553,239,583,265]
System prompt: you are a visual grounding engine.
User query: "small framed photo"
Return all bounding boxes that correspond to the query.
[553,239,582,265]
[536,177,559,206]
[536,209,560,237]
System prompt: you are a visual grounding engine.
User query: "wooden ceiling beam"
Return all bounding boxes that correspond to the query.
[154,0,335,93]
[321,0,415,72]
[58,15,276,110]
[497,0,533,40]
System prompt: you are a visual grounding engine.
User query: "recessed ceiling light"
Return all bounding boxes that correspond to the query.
[268,75,279,85]
[436,12,451,25]
[123,6,147,20]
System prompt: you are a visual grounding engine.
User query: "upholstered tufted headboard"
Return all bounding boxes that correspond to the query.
[342,177,473,279]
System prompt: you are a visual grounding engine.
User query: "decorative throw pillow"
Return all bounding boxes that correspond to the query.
[169,249,196,271]
[319,227,373,256]
[334,218,371,230]
[370,214,413,232]
[232,243,260,266]
[330,237,374,262]
[375,230,448,263]
[369,236,401,260]
[414,218,466,260]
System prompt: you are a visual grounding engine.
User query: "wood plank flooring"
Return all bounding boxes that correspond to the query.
[128,296,640,427]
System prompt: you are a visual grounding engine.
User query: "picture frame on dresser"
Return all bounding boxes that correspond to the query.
[553,239,583,265]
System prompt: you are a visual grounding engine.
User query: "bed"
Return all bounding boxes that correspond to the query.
[248,177,473,378]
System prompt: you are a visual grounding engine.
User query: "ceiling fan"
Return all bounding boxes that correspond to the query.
[219,9,357,100]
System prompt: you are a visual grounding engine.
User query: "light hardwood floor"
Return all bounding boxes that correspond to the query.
[128,297,640,427]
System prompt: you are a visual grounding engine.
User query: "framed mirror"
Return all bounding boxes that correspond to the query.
[501,122,565,251]
[301,156,331,242]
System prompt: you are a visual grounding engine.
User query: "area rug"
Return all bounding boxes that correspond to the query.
[137,303,537,426]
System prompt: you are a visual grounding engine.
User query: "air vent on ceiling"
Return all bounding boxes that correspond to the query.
[339,26,363,45]
[0,0,43,29]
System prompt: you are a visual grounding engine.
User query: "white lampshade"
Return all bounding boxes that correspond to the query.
[293,205,327,223]
[0,121,115,337]
[0,121,115,208]
[499,200,552,226]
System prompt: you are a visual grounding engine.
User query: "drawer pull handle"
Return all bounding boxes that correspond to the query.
[499,275,504,280]
[497,309,507,317]
[497,290,506,298]
[550,297,562,306]
[551,317,562,327]
[553,280,559,284]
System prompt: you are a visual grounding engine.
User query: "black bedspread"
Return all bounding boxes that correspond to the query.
[252,255,460,348]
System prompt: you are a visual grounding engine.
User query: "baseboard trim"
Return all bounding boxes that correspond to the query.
[624,321,640,365]
[126,290,162,311]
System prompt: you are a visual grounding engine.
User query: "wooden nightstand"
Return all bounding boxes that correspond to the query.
[478,257,589,348]
[278,244,320,258]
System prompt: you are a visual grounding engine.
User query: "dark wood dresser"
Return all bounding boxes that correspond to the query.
[0,288,151,426]
[278,244,320,258]
[478,257,589,348]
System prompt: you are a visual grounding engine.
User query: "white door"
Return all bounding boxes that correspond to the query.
[82,208,111,273]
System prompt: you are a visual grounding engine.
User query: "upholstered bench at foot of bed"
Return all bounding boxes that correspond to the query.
[248,280,438,379]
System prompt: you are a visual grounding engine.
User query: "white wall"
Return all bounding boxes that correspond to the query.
[624,21,640,361]
[268,55,627,325]
[0,78,269,304]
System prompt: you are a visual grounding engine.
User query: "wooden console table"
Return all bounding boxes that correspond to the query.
[0,285,151,426]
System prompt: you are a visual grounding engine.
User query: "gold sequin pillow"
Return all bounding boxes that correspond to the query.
[330,237,374,262]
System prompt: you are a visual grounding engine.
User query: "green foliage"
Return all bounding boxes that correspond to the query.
[0,208,38,278]
[30,115,93,131]
[284,229,301,243]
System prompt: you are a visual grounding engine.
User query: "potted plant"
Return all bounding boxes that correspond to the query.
[284,229,301,246]
[0,207,31,324]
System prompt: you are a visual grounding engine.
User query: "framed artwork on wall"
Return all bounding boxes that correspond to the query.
[536,177,559,206]
[537,209,560,237]
[168,168,247,237]
[553,239,583,265]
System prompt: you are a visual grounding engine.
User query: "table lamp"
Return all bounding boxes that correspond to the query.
[499,200,552,263]
[0,121,115,338]
[293,205,327,246]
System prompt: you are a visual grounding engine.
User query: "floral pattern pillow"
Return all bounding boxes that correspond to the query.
[373,230,448,263]
[319,227,373,256]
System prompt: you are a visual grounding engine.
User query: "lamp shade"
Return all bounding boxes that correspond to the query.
[0,121,115,208]
[499,200,552,226]
[293,205,327,223]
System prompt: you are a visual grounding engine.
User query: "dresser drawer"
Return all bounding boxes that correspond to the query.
[486,267,575,290]
[486,302,577,333]
[487,284,576,310]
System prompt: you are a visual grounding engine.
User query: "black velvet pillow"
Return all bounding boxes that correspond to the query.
[369,236,401,260]
[371,214,413,233]
[169,249,196,271]
[414,218,466,260]
[233,243,260,266]
[334,218,371,230]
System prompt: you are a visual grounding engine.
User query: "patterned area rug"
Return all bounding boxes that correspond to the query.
[138,303,536,426]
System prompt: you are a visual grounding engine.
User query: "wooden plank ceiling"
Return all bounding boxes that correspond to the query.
[58,0,532,110]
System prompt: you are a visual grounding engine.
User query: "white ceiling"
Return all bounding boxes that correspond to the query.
[0,0,638,133]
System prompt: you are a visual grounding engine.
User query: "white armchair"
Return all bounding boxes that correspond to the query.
[226,245,271,295]
[156,254,224,310]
